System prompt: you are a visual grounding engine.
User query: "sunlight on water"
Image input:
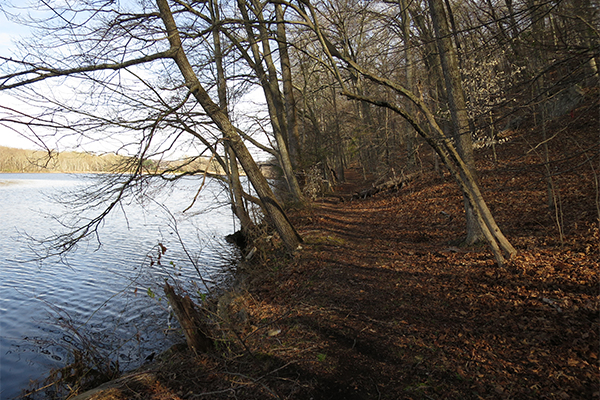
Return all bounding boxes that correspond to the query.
[0,173,238,399]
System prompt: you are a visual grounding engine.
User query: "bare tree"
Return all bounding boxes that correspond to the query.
[208,0,255,235]
[0,0,302,252]
[291,0,516,265]
[233,0,304,202]
[428,0,483,245]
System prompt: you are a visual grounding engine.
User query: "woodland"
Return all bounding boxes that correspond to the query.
[0,0,598,398]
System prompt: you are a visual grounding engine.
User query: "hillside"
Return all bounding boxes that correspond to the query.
[0,146,224,174]
[0,146,126,173]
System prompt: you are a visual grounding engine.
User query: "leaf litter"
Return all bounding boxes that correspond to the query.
[59,104,598,400]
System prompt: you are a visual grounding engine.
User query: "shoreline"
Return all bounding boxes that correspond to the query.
[40,164,598,399]
[0,170,230,176]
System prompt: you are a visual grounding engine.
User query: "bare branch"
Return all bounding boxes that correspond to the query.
[0,49,177,90]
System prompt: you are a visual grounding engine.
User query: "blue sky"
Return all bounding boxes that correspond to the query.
[1,6,38,150]
[0,7,26,57]
[0,3,270,159]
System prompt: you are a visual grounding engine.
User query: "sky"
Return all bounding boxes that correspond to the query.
[0,3,271,162]
[0,6,28,54]
[0,6,39,150]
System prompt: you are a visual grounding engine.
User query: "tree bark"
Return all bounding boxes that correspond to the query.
[237,0,304,203]
[156,0,302,252]
[275,3,302,167]
[164,283,212,354]
[399,0,418,171]
[209,0,254,234]
[428,0,484,245]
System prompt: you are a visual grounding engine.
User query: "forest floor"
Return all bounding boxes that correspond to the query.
[60,104,598,400]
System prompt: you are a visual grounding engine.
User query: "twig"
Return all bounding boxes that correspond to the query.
[21,380,60,398]
[224,371,282,399]
[190,387,236,397]
[370,377,381,400]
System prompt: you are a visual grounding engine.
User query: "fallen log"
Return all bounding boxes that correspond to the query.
[352,174,410,200]
[164,283,212,355]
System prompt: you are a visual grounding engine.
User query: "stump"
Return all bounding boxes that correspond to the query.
[164,283,212,354]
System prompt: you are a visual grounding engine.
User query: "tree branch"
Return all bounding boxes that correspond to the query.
[0,49,178,90]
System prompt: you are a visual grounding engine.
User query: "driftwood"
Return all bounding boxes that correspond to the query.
[164,283,212,354]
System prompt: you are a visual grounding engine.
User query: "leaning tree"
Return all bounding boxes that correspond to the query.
[286,0,517,265]
[0,0,302,252]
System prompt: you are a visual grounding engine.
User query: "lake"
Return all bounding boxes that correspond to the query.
[0,173,238,399]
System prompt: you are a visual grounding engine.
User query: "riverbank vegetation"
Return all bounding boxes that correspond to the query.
[1,0,598,398]
[0,146,122,173]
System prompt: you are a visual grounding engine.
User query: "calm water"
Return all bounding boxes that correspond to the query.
[0,173,237,399]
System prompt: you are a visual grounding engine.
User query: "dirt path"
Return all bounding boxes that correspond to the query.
[211,165,594,400]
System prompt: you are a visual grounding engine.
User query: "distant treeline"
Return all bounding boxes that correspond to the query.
[0,146,123,173]
[0,146,224,174]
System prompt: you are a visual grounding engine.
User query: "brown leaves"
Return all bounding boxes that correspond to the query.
[257,156,599,398]
[130,125,598,399]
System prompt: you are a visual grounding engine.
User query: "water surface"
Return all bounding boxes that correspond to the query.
[0,173,237,399]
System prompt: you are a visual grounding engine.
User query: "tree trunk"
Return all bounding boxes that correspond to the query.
[275,3,302,168]
[428,0,484,245]
[156,0,302,252]
[238,0,304,203]
[209,0,254,234]
[330,82,345,182]
[399,0,418,171]
[164,283,212,354]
